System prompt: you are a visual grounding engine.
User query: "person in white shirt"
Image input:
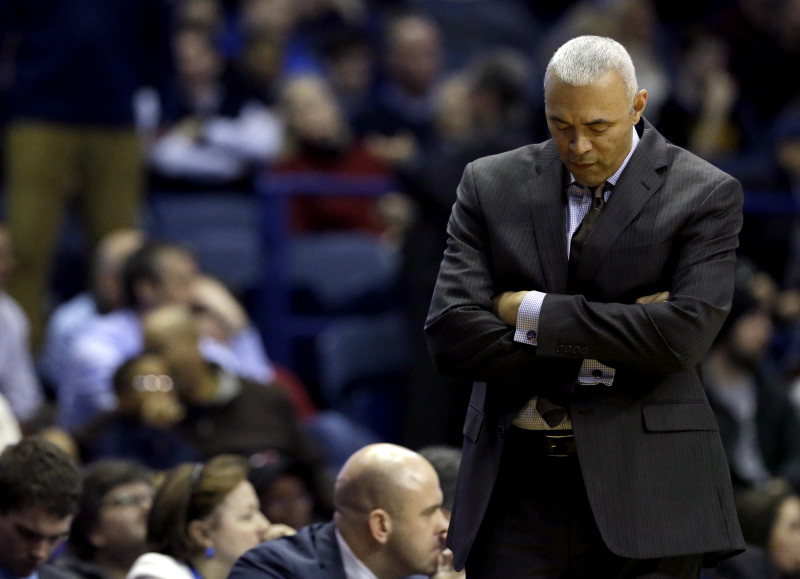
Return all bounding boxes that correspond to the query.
[0,223,44,425]
[58,241,275,430]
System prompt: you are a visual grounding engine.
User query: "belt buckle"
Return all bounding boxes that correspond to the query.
[544,433,576,457]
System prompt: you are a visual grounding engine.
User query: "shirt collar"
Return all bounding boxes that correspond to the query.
[569,125,640,187]
[335,528,378,579]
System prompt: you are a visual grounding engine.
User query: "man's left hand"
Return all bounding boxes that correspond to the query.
[430,548,466,579]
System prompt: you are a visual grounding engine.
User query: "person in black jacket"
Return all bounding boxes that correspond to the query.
[704,260,800,494]
[53,460,154,579]
[0,436,82,579]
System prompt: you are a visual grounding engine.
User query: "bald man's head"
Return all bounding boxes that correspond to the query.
[334,444,436,517]
[332,444,448,578]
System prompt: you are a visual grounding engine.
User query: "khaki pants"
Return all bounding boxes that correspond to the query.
[3,121,143,349]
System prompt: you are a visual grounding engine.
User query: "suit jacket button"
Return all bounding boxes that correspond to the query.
[497,425,506,438]
[581,347,590,356]
[555,345,564,354]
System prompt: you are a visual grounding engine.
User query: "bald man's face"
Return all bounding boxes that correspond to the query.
[385,463,448,576]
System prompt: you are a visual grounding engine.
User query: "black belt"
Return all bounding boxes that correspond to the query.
[510,427,577,457]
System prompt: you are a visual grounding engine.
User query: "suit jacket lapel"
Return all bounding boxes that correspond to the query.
[576,119,668,283]
[317,522,347,579]
[528,142,569,293]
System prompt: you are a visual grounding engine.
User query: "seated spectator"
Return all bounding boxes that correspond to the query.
[0,436,82,579]
[703,260,800,494]
[127,455,294,579]
[657,29,756,167]
[225,30,284,108]
[174,0,225,40]
[716,483,800,578]
[0,222,45,427]
[235,0,321,79]
[141,303,335,513]
[248,455,327,531]
[39,228,145,392]
[770,105,800,290]
[57,241,275,430]
[229,443,456,579]
[53,459,154,579]
[417,445,462,520]
[319,26,378,127]
[146,25,284,192]
[353,11,445,163]
[275,74,409,242]
[73,354,201,470]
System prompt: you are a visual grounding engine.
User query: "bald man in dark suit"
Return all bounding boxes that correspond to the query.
[425,35,746,578]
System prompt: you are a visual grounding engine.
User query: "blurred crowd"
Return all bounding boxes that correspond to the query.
[2,0,800,576]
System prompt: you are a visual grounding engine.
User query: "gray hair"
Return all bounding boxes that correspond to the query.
[544,36,638,108]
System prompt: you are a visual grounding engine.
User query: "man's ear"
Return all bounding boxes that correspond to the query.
[632,89,647,124]
[367,508,392,544]
[187,519,213,549]
[88,526,107,550]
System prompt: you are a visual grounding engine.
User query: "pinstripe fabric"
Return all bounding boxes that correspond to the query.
[425,119,746,571]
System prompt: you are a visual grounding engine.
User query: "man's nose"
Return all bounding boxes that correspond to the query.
[436,508,449,533]
[29,539,50,562]
[571,133,592,155]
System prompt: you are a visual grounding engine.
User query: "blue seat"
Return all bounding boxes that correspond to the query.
[315,313,411,441]
[254,170,400,369]
[145,191,261,296]
[288,232,401,315]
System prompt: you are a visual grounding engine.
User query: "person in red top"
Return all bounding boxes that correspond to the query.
[274,74,411,243]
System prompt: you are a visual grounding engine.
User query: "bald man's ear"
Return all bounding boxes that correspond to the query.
[368,508,392,544]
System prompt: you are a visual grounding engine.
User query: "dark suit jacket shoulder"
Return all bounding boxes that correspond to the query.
[228,521,346,579]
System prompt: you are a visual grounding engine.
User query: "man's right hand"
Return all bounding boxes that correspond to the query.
[492,291,529,326]
[636,291,670,304]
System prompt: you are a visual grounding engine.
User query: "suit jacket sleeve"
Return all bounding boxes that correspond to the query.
[537,175,742,374]
[425,144,743,384]
[425,157,583,387]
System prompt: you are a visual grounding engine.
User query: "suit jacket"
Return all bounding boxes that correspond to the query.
[228,521,346,579]
[425,119,746,569]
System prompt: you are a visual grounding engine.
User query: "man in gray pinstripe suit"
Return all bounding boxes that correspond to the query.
[425,36,746,577]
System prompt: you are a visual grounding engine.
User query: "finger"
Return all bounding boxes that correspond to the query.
[636,291,669,304]
[653,291,670,303]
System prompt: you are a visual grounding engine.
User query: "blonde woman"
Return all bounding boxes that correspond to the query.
[128,455,294,579]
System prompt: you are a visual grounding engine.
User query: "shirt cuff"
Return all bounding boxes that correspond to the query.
[514,291,546,345]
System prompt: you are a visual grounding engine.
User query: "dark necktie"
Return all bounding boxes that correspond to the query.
[536,182,607,428]
[568,183,607,276]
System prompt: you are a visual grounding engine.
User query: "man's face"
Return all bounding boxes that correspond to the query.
[386,465,448,576]
[153,250,198,308]
[0,505,72,577]
[91,481,154,557]
[545,70,646,188]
